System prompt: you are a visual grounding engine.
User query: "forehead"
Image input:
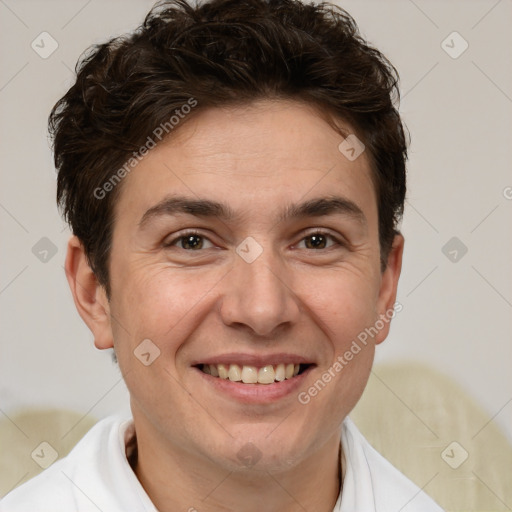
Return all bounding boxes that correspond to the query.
[113,99,377,227]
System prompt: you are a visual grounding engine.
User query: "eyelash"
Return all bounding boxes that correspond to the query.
[164,229,344,251]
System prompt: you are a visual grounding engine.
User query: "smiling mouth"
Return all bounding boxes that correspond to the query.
[197,363,312,384]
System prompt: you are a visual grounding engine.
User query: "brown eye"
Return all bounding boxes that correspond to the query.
[165,231,214,250]
[298,232,340,250]
[179,234,204,250]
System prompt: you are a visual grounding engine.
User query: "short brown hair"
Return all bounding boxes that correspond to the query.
[50,0,407,297]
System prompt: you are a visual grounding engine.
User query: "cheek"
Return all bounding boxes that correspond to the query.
[110,264,224,353]
[302,267,380,346]
[299,267,379,401]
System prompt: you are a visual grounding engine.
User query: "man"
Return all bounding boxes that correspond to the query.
[1,0,443,510]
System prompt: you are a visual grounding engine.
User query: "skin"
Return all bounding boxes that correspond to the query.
[66,99,404,512]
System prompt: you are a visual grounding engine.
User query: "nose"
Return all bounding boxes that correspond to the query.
[219,245,301,337]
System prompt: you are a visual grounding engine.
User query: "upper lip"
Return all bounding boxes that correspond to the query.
[191,352,315,367]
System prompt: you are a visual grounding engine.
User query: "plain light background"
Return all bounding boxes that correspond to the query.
[1,0,511,447]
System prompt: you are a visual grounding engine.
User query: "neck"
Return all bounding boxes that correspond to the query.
[131,421,342,512]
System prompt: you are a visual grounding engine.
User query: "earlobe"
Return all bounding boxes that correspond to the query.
[374,233,404,345]
[64,236,114,350]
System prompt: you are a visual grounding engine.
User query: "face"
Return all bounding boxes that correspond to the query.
[73,99,402,473]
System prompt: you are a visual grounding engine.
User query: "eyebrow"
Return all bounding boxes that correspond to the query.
[138,195,367,229]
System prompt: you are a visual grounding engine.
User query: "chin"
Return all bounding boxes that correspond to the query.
[206,427,309,473]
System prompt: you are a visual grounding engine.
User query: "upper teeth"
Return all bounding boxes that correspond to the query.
[202,363,301,384]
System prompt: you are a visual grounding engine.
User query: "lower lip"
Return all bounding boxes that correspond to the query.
[194,366,314,404]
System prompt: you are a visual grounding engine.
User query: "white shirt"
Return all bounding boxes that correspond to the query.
[1,415,443,511]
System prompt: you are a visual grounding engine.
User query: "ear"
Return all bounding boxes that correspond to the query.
[64,235,113,350]
[374,233,404,345]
